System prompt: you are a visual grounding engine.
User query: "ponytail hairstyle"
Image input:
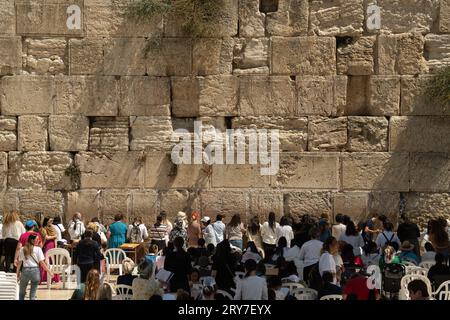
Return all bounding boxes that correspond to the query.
[244,259,257,278]
[268,212,276,230]
[23,234,37,258]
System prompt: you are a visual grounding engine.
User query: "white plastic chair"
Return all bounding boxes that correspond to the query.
[64,265,81,290]
[216,289,233,300]
[0,272,19,300]
[282,282,306,292]
[45,248,71,289]
[399,274,433,300]
[405,266,428,277]
[320,294,343,301]
[402,260,417,267]
[293,288,318,300]
[105,248,127,282]
[114,284,133,300]
[433,280,450,300]
[419,261,435,270]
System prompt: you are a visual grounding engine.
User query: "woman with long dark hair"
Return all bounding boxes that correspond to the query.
[429,219,450,262]
[247,216,263,249]
[40,216,60,284]
[275,216,294,247]
[211,240,237,293]
[164,236,192,293]
[261,212,279,262]
[339,220,365,257]
[318,236,339,284]
[225,214,246,250]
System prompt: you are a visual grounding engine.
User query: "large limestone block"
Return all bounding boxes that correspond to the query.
[239,0,265,37]
[233,38,269,74]
[308,117,348,151]
[425,34,450,73]
[337,36,375,75]
[89,117,129,152]
[144,38,192,76]
[440,0,450,32]
[193,38,233,75]
[283,191,332,219]
[152,164,209,190]
[0,37,22,75]
[274,153,339,189]
[389,116,450,152]
[200,190,249,218]
[271,36,336,75]
[367,192,400,221]
[309,0,364,36]
[401,75,450,115]
[333,192,369,221]
[0,152,6,190]
[67,189,103,222]
[266,0,309,36]
[1,76,54,115]
[119,77,170,116]
[239,76,296,116]
[0,0,15,34]
[54,76,119,116]
[69,38,105,75]
[18,116,48,151]
[347,117,388,152]
[249,191,284,218]
[0,117,17,151]
[159,190,200,220]
[23,38,66,75]
[4,190,64,218]
[84,2,163,37]
[211,165,271,188]
[404,192,450,226]
[164,0,238,37]
[103,38,146,76]
[8,151,74,190]
[232,116,308,152]
[16,1,84,36]
[377,0,439,33]
[129,116,174,152]
[49,115,89,151]
[131,190,159,225]
[172,76,239,117]
[368,76,401,115]
[410,153,450,192]
[297,76,347,116]
[341,153,410,191]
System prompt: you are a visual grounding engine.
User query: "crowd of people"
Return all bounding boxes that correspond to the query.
[1,210,450,301]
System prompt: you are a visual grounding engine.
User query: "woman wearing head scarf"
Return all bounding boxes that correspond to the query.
[170,218,188,246]
[187,211,202,248]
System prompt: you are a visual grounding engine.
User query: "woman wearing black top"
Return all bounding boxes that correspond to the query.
[211,240,237,293]
[164,237,192,293]
[77,230,104,283]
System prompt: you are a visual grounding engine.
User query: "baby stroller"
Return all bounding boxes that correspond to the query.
[382,264,405,300]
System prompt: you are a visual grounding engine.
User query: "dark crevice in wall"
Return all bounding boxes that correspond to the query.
[260,0,279,14]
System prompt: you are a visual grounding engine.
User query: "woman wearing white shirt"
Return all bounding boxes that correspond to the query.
[297,227,323,280]
[261,212,280,261]
[234,259,268,300]
[2,211,25,272]
[339,221,365,256]
[275,216,294,248]
[319,236,340,284]
[16,234,52,300]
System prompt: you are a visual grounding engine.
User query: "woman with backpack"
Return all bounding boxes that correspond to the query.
[375,221,401,250]
[16,234,53,300]
[127,217,148,243]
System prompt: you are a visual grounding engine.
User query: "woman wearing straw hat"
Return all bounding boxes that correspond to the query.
[399,240,420,265]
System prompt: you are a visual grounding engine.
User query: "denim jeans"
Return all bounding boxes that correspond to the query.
[230,239,243,250]
[19,267,41,300]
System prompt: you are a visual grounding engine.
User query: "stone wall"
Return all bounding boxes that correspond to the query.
[0,0,450,227]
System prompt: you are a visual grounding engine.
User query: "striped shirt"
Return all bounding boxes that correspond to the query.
[149,224,168,241]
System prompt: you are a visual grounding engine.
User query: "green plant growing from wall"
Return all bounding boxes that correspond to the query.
[65,164,81,189]
[427,65,450,107]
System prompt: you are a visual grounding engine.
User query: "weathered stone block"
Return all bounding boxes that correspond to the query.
[16,1,84,36]
[171,77,200,117]
[440,0,450,33]
[425,34,450,73]
[239,0,265,37]
[54,76,119,116]
[368,76,401,115]
[89,117,129,152]
[129,116,173,152]
[0,117,17,151]
[18,116,48,151]
[377,0,439,33]
[0,0,15,34]
[119,77,170,116]
[410,153,450,192]
[8,151,74,190]
[249,191,284,218]
[345,76,368,115]
[49,115,89,151]
[337,36,375,75]
[240,76,296,116]
[23,38,66,75]
[401,75,450,115]
[347,117,388,152]
[9,190,64,218]
[266,0,309,36]
[211,165,271,188]
[233,38,269,74]
[0,37,22,75]
[1,76,54,115]
[389,116,450,152]
[367,192,400,221]
[69,38,105,75]
[271,36,336,75]
[333,192,369,222]
[0,152,7,191]
[308,117,348,151]
[341,153,410,191]
[284,191,332,219]
[103,38,146,76]
[275,153,339,189]
[159,190,200,221]
[67,189,103,222]
[200,190,249,218]
[145,38,192,76]
[193,38,233,75]
[404,192,450,227]
[297,76,347,116]
[309,0,364,36]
